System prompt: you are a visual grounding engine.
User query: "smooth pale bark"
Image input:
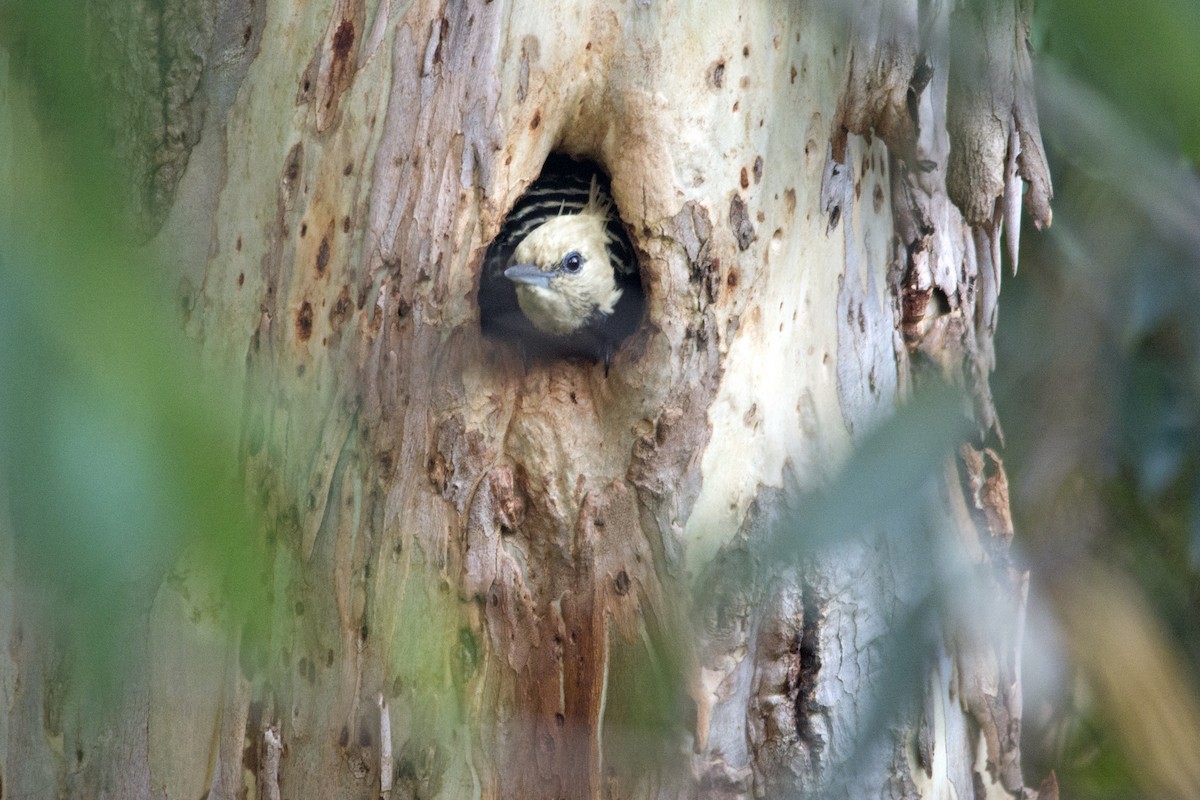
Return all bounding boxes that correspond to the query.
[1,0,1054,798]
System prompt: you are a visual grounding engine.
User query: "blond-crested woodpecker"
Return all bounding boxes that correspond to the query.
[479,155,643,373]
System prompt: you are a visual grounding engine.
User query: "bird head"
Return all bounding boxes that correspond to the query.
[504,190,624,336]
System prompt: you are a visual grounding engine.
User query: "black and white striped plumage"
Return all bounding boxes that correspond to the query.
[479,155,643,373]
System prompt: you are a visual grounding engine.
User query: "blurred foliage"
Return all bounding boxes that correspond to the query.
[998,0,1200,796]
[1035,0,1200,160]
[0,4,265,699]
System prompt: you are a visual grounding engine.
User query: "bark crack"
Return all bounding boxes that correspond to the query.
[789,587,824,760]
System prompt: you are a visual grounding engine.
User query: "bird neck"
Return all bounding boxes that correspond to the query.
[516,278,622,336]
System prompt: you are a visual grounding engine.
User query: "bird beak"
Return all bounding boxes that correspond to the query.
[504,264,555,289]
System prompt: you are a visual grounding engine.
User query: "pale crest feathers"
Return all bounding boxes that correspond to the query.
[510,181,624,336]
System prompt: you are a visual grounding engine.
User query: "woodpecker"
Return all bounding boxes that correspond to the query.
[479,155,643,373]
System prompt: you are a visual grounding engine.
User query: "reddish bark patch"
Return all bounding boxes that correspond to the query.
[332,20,355,61]
[316,235,331,275]
[296,301,314,342]
[328,285,353,332]
[614,570,630,596]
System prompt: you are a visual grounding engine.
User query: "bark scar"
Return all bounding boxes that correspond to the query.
[789,587,824,757]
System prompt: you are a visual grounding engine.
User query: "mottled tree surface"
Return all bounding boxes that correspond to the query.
[1,1,1054,798]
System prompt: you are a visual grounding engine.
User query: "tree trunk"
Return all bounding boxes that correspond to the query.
[1,0,1055,798]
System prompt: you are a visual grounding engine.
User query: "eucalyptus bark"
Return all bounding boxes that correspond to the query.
[2,0,1055,798]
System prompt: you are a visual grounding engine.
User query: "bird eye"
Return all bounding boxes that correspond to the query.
[562,251,583,273]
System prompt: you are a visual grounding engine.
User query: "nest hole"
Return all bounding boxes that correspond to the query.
[477,153,645,374]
